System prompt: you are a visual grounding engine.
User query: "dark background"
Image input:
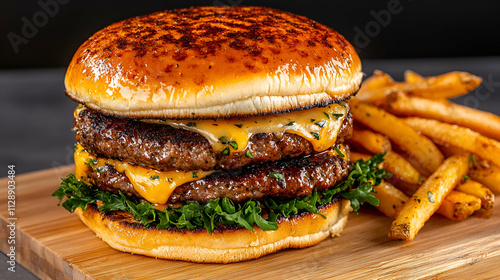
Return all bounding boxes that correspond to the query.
[1,0,500,68]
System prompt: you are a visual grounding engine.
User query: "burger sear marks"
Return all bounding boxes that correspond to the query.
[85,149,349,206]
[74,108,352,171]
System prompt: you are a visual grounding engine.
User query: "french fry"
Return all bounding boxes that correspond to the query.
[385,92,500,141]
[388,155,468,241]
[456,180,495,210]
[372,181,409,219]
[406,71,482,99]
[404,70,424,83]
[349,100,444,176]
[438,144,470,157]
[350,151,372,162]
[348,128,392,154]
[404,117,500,168]
[436,190,481,221]
[383,151,424,195]
[355,70,482,102]
[355,70,396,104]
[469,163,500,195]
[439,144,500,195]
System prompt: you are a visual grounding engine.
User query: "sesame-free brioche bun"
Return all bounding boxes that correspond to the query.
[76,199,351,263]
[65,6,362,119]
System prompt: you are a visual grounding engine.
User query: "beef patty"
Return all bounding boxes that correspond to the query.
[85,149,349,206]
[75,107,353,171]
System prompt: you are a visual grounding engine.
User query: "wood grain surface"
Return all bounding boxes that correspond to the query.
[1,166,499,279]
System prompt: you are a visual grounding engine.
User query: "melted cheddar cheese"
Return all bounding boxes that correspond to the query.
[142,102,349,153]
[74,144,213,204]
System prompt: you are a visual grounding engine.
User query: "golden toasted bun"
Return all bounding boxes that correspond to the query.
[75,199,351,263]
[65,6,361,119]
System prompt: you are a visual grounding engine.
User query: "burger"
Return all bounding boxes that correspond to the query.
[53,6,385,263]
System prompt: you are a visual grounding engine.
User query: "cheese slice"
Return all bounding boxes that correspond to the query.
[74,144,213,204]
[142,102,349,153]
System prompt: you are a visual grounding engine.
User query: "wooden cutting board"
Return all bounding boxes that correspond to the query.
[1,166,499,279]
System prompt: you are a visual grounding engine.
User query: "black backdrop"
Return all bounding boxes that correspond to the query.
[1,0,499,69]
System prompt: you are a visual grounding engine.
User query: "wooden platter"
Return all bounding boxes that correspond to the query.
[1,166,499,279]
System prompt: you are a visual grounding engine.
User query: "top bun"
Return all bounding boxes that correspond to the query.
[65,6,362,119]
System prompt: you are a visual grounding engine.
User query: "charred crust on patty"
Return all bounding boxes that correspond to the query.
[75,107,353,171]
[84,147,349,205]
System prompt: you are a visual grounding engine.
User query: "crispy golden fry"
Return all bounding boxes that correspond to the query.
[383,151,424,195]
[372,181,409,219]
[404,117,500,168]
[385,92,500,141]
[439,145,500,195]
[349,100,444,176]
[350,151,372,162]
[348,128,392,154]
[406,71,482,99]
[436,190,481,221]
[355,70,396,104]
[456,180,495,210]
[438,144,470,157]
[404,70,424,83]
[355,70,482,102]
[388,155,469,241]
[469,162,500,195]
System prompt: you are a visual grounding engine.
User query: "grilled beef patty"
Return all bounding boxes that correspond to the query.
[75,108,352,171]
[85,150,349,206]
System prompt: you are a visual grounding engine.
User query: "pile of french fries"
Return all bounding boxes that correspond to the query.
[348,70,498,241]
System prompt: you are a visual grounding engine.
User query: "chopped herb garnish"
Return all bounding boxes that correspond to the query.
[73,144,77,152]
[245,151,254,159]
[186,122,197,127]
[311,119,316,122]
[314,120,326,127]
[96,166,105,174]
[220,136,238,150]
[427,191,435,203]
[414,195,421,203]
[462,175,471,182]
[191,172,198,178]
[366,113,371,117]
[229,141,238,150]
[234,124,243,128]
[221,147,230,156]
[149,175,160,180]
[84,158,98,167]
[219,136,229,144]
[323,112,331,119]
[269,172,285,180]
[311,132,320,140]
[469,154,477,164]
[338,153,391,213]
[284,121,295,127]
[53,155,389,233]
[334,147,345,158]
[167,177,173,183]
[332,113,344,120]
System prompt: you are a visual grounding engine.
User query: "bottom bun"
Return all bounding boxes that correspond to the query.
[76,198,352,263]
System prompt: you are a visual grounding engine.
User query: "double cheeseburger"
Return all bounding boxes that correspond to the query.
[56,6,369,263]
